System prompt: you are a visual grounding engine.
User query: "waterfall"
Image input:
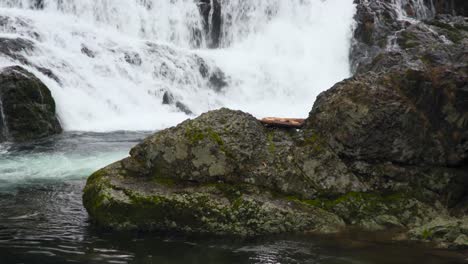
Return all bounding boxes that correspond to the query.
[392,0,435,20]
[0,0,356,131]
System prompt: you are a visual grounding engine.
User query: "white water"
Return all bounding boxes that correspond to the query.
[392,0,435,20]
[0,0,356,132]
[0,150,127,186]
[0,132,147,188]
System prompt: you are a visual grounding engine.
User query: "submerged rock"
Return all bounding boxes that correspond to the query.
[0,66,62,142]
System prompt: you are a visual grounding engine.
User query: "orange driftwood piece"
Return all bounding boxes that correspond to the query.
[259,117,305,128]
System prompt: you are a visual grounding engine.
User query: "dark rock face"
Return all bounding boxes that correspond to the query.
[351,0,408,72]
[0,66,62,142]
[162,91,193,115]
[351,0,466,73]
[433,0,467,16]
[0,37,61,83]
[84,0,468,249]
[0,37,35,65]
[196,0,222,48]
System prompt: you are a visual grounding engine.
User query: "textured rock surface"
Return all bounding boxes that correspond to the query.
[0,66,62,142]
[409,216,468,249]
[84,1,468,248]
[83,158,345,236]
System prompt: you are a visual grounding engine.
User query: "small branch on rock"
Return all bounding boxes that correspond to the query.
[259,117,305,128]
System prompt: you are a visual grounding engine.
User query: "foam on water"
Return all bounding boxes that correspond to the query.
[0,132,147,189]
[0,0,356,131]
[0,150,127,186]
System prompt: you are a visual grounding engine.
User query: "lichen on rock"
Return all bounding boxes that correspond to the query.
[83,2,468,248]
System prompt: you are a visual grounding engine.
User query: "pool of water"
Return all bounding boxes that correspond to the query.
[0,133,467,264]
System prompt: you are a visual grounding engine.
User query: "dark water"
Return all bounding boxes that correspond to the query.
[0,133,467,264]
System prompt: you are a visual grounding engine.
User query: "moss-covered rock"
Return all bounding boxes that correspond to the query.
[83,4,468,248]
[129,108,363,199]
[83,158,344,236]
[409,217,468,249]
[0,66,62,142]
[287,192,439,231]
[83,107,465,243]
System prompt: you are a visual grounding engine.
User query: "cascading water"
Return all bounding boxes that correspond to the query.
[0,0,357,132]
[392,0,435,20]
[0,95,8,141]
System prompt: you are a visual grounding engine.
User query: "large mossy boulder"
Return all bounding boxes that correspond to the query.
[84,4,467,248]
[82,108,355,235]
[82,158,344,236]
[83,106,454,237]
[0,66,62,142]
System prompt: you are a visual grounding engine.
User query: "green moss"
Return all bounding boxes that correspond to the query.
[214,183,243,201]
[301,132,325,153]
[185,126,205,144]
[286,191,407,219]
[427,20,464,43]
[422,228,433,240]
[83,174,123,228]
[420,54,434,65]
[397,31,419,49]
[153,177,176,187]
[207,128,224,146]
[428,20,455,31]
[232,197,243,209]
[86,169,108,185]
[267,131,276,154]
[454,24,468,32]
[445,30,463,43]
[185,125,225,146]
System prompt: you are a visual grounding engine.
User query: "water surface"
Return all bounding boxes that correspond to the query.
[0,133,467,264]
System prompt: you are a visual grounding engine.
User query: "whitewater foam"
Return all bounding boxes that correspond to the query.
[0,0,357,131]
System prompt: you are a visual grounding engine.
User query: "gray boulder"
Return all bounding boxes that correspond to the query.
[0,66,62,142]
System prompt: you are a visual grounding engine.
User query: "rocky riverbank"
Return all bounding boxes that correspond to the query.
[83,1,468,249]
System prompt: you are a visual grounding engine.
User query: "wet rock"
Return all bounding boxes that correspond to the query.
[175,102,193,115]
[0,37,35,65]
[0,16,41,40]
[32,0,44,9]
[83,107,462,237]
[83,160,344,236]
[432,0,467,16]
[83,108,364,235]
[83,2,468,247]
[81,45,95,58]
[162,91,193,115]
[0,66,62,142]
[35,67,60,84]
[196,0,222,48]
[0,37,61,83]
[124,51,142,66]
[162,91,174,105]
[208,68,228,92]
[194,55,228,91]
[307,15,468,207]
[351,0,406,72]
[409,216,468,249]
